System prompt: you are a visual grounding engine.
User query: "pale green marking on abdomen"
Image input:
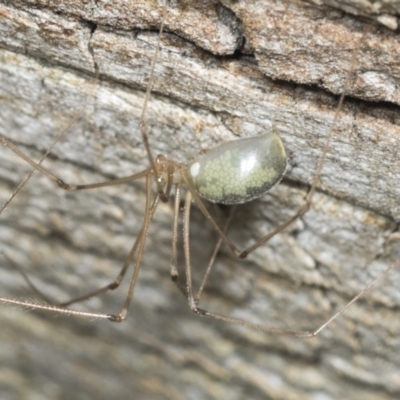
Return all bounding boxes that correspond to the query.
[189,133,286,205]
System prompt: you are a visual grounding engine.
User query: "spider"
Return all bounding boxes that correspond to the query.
[0,0,398,341]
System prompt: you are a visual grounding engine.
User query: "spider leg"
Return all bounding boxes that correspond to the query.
[181,190,399,337]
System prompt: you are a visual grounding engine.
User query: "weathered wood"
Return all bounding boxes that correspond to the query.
[0,1,400,399]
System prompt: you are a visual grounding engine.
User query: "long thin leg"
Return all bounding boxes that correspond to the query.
[182,190,197,311]
[0,134,152,191]
[181,191,400,338]
[110,173,154,322]
[169,184,187,297]
[195,205,236,303]
[0,173,155,320]
[0,110,81,214]
[60,192,160,307]
[2,175,159,308]
[0,297,113,320]
[0,77,155,313]
[0,65,100,215]
[0,251,53,305]
[139,1,168,200]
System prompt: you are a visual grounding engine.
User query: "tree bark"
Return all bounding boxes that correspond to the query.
[0,1,400,399]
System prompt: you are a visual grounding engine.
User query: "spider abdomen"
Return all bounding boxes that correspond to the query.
[189,133,286,205]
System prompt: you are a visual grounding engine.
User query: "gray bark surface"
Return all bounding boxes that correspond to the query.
[0,1,400,399]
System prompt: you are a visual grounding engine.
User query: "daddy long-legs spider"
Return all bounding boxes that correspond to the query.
[0,0,400,399]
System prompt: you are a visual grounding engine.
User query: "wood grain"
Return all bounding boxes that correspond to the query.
[0,1,400,399]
